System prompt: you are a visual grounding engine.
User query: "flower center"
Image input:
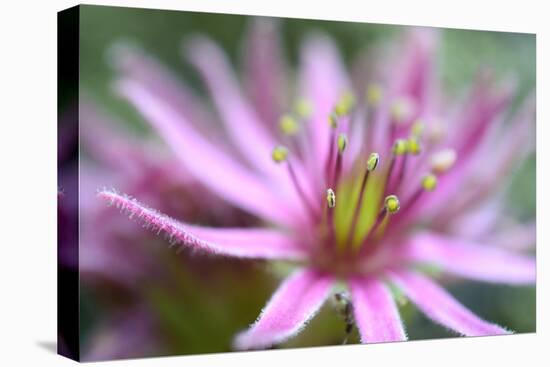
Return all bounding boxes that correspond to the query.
[272,88,457,275]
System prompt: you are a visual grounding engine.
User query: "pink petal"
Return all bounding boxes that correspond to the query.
[98,190,305,260]
[350,277,407,343]
[243,18,288,128]
[299,34,350,175]
[108,42,220,138]
[234,269,334,350]
[483,222,536,252]
[184,37,277,176]
[390,28,438,111]
[115,77,302,227]
[388,270,510,336]
[184,36,316,208]
[403,231,536,284]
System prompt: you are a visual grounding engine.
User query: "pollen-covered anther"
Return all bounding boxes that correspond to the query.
[294,98,313,119]
[392,139,408,156]
[422,174,438,191]
[384,195,400,214]
[279,114,299,135]
[430,148,457,174]
[271,145,289,163]
[407,137,422,155]
[367,152,380,171]
[390,97,414,124]
[326,188,336,208]
[337,133,348,154]
[334,91,356,117]
[366,83,383,106]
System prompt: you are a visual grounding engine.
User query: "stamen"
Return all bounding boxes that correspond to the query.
[366,84,383,107]
[337,133,348,154]
[384,139,407,194]
[411,120,425,138]
[325,115,338,184]
[390,97,414,125]
[294,98,313,119]
[326,188,336,247]
[362,194,400,246]
[407,137,422,155]
[430,148,457,174]
[390,136,421,192]
[393,139,408,156]
[272,145,317,218]
[347,152,380,247]
[328,112,339,129]
[405,173,438,210]
[331,133,348,189]
[385,194,401,213]
[334,91,356,117]
[422,174,438,191]
[326,188,336,208]
[271,145,288,163]
[279,114,299,135]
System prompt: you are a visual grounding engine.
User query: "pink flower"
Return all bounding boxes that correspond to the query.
[99,20,535,349]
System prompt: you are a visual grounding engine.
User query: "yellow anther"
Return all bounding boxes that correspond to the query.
[366,84,383,106]
[326,188,336,208]
[328,113,338,128]
[384,195,400,214]
[407,137,422,155]
[294,98,313,119]
[334,91,356,117]
[392,139,408,155]
[367,152,380,172]
[279,114,299,135]
[411,120,425,137]
[430,149,456,174]
[337,133,348,154]
[422,174,438,191]
[390,97,414,124]
[271,145,288,163]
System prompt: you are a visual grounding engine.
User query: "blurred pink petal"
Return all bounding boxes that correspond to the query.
[234,269,333,349]
[244,19,288,128]
[98,190,305,260]
[403,232,535,284]
[350,277,407,343]
[299,34,350,176]
[389,271,510,336]
[116,77,302,226]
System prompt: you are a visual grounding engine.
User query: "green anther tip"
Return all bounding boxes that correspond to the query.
[407,137,421,155]
[366,84,383,106]
[326,188,336,208]
[367,152,380,171]
[337,133,348,154]
[392,139,408,155]
[328,113,338,128]
[272,145,289,163]
[279,114,299,135]
[384,195,400,214]
[422,174,438,191]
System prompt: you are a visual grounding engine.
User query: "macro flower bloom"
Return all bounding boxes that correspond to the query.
[99,21,535,349]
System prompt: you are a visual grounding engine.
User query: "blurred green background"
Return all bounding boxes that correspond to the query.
[75,4,535,359]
